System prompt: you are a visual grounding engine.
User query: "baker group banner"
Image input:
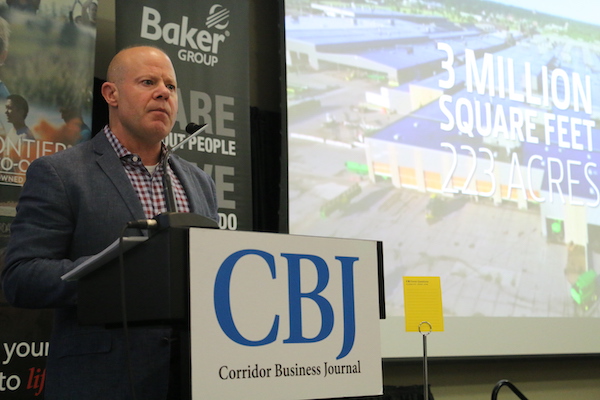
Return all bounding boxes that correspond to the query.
[116,0,252,232]
[0,1,97,399]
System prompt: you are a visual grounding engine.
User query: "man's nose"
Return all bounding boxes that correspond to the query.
[155,83,171,99]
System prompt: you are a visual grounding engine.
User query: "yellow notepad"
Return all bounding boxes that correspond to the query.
[403,277,444,332]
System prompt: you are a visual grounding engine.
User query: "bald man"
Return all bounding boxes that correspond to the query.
[1,46,218,399]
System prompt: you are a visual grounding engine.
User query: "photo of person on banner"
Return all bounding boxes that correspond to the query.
[1,45,219,400]
[5,93,33,139]
[0,1,96,195]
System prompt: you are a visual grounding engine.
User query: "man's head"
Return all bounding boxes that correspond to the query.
[6,94,28,126]
[59,105,81,122]
[101,46,178,152]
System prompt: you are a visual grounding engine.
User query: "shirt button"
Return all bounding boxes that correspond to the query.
[132,156,139,162]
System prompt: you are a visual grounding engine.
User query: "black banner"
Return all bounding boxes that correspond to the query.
[116,0,252,231]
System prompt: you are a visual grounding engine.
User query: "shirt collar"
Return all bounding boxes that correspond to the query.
[103,125,169,162]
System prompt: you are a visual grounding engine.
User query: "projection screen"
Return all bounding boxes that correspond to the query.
[284,0,600,358]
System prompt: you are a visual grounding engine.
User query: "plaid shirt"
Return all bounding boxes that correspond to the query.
[104,126,190,218]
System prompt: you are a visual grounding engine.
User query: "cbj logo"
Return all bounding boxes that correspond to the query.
[213,250,358,360]
[140,5,231,66]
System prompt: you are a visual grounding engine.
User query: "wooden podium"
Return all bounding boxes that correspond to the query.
[72,224,384,400]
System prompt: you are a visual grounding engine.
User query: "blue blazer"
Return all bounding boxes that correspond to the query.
[2,132,219,399]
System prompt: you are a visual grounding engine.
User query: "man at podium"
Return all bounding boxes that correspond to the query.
[1,46,219,399]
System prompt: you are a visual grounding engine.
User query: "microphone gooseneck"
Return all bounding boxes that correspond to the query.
[162,147,177,213]
[163,122,209,213]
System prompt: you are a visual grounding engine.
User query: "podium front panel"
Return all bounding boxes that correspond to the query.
[77,228,189,326]
[187,229,383,400]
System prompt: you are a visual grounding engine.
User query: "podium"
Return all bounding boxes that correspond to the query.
[72,226,384,400]
[77,226,191,326]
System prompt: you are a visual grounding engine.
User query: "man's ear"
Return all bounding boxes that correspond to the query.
[101,81,118,107]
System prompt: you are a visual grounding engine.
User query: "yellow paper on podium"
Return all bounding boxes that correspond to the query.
[403,277,444,332]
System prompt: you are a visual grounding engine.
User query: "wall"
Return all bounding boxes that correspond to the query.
[95,1,600,399]
[384,357,600,399]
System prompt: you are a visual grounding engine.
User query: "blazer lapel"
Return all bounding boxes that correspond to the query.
[170,156,200,212]
[91,133,146,221]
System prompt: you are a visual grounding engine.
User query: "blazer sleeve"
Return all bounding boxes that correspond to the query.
[1,156,82,309]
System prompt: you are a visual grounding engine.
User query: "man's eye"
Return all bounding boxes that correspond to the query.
[167,84,176,91]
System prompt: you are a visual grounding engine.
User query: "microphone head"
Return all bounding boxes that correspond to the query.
[185,122,205,134]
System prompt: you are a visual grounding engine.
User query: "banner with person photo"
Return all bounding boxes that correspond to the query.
[115,0,252,232]
[0,1,96,399]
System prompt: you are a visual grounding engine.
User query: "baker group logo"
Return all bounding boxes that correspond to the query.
[206,4,230,30]
[140,5,231,67]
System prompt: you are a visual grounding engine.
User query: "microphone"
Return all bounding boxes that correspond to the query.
[186,122,202,134]
[162,122,209,213]
[171,123,208,152]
